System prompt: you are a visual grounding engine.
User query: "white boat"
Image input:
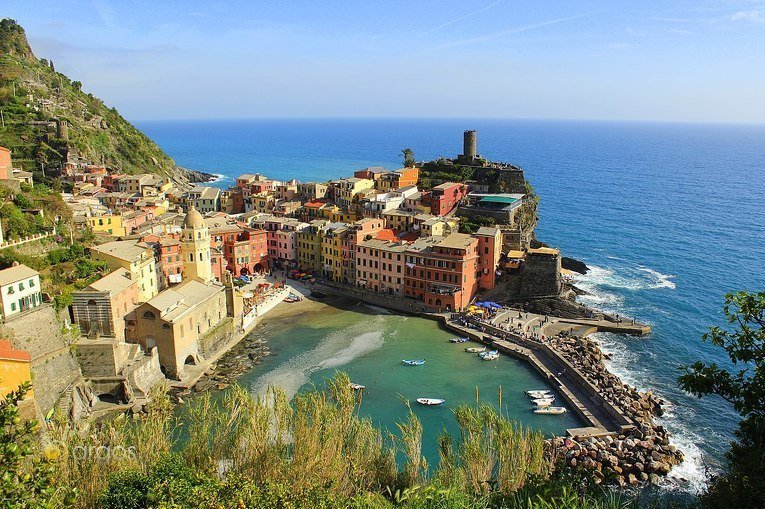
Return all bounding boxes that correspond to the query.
[449,337,469,343]
[480,350,500,361]
[532,398,555,407]
[526,390,551,398]
[416,398,445,406]
[533,406,567,415]
[350,383,365,391]
[465,346,486,353]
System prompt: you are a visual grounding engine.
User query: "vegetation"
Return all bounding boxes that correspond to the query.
[401,148,416,168]
[0,18,177,175]
[0,181,70,241]
[679,291,765,508]
[0,373,666,508]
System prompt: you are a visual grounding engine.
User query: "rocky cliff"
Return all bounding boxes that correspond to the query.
[0,19,211,184]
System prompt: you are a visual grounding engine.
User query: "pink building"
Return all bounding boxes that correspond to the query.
[263,217,308,268]
[355,238,408,294]
[474,226,502,290]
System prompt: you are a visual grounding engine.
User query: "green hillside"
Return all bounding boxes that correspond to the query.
[0,19,178,176]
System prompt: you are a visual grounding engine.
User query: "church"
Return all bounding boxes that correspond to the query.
[131,207,232,379]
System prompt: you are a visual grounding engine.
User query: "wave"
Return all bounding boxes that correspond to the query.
[637,266,677,289]
[590,332,710,493]
[250,316,386,399]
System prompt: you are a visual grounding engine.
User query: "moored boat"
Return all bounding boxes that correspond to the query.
[416,398,445,406]
[449,337,469,343]
[350,383,365,391]
[465,346,486,353]
[526,389,551,398]
[533,406,567,415]
[531,398,554,407]
[481,352,500,361]
[401,359,426,366]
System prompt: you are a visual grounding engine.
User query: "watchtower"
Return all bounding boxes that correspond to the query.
[459,130,478,163]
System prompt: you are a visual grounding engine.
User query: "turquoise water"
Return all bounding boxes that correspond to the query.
[140,118,765,490]
[231,298,581,461]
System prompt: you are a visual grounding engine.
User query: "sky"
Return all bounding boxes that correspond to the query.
[4,0,765,123]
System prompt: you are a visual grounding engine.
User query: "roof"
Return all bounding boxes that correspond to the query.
[358,238,408,252]
[375,229,398,242]
[183,207,205,229]
[480,195,519,205]
[0,265,38,287]
[143,280,222,323]
[528,247,560,256]
[86,270,135,295]
[237,173,256,180]
[91,240,150,262]
[475,226,500,236]
[433,181,461,190]
[437,233,476,250]
[506,250,526,259]
[0,340,31,363]
[304,199,328,208]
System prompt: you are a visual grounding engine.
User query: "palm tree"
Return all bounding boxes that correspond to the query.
[401,148,415,168]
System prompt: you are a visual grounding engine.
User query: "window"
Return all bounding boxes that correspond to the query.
[29,279,35,287]
[7,286,14,295]
[18,282,24,291]
[143,311,156,320]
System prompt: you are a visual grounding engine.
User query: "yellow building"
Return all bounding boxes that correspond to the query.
[88,214,127,237]
[91,240,158,302]
[0,340,32,398]
[335,178,373,209]
[252,193,275,213]
[296,220,327,272]
[180,207,213,284]
[382,209,417,231]
[321,223,348,282]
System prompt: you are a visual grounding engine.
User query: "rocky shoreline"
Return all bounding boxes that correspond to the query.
[547,332,684,486]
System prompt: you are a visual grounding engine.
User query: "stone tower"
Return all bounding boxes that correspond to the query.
[181,206,213,284]
[460,130,478,162]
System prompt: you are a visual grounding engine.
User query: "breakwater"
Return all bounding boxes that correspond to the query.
[304,279,683,486]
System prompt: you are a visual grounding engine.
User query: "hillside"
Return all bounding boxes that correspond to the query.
[0,19,205,182]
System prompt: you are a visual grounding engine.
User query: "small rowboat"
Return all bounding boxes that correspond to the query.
[526,390,551,398]
[481,352,500,361]
[532,398,554,407]
[416,398,445,406]
[350,383,365,391]
[401,359,426,366]
[449,337,469,343]
[465,346,486,353]
[533,406,567,415]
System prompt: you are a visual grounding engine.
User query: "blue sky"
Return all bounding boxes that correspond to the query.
[4,0,765,122]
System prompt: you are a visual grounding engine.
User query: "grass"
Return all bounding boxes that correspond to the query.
[39,373,680,508]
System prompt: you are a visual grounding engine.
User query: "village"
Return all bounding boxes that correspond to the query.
[0,131,567,419]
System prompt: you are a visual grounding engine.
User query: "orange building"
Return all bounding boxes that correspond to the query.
[0,340,32,398]
[426,182,468,216]
[0,146,12,180]
[404,233,479,311]
[474,226,502,290]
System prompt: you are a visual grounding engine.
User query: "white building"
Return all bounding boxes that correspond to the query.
[0,265,43,321]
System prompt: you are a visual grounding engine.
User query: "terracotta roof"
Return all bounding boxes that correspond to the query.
[375,229,398,242]
[0,340,31,363]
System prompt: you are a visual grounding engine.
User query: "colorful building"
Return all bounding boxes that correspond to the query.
[0,340,32,398]
[474,226,502,290]
[427,182,468,216]
[355,238,407,294]
[91,240,159,302]
[72,269,139,341]
[403,233,479,311]
[296,220,328,273]
[0,265,43,321]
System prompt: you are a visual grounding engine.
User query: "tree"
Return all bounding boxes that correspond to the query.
[679,291,765,508]
[401,148,415,168]
[0,382,72,507]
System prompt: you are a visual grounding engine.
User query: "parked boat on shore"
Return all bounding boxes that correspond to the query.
[401,359,426,366]
[465,346,486,353]
[534,406,567,415]
[416,398,445,406]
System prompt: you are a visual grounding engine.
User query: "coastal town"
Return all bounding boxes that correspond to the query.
[0,130,684,487]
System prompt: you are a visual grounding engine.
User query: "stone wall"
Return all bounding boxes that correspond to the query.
[198,317,235,359]
[124,348,164,398]
[518,252,562,300]
[0,304,82,413]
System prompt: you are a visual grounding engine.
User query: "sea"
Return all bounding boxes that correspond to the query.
[138,118,765,492]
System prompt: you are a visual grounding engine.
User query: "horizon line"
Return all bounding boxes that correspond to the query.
[131,116,765,127]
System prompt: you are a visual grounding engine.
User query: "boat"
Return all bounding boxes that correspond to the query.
[481,352,500,361]
[401,359,426,366]
[465,346,486,353]
[416,398,445,406]
[533,406,567,415]
[525,389,551,398]
[449,337,469,343]
[531,398,555,407]
[283,294,301,303]
[479,349,499,359]
[350,383,365,391]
